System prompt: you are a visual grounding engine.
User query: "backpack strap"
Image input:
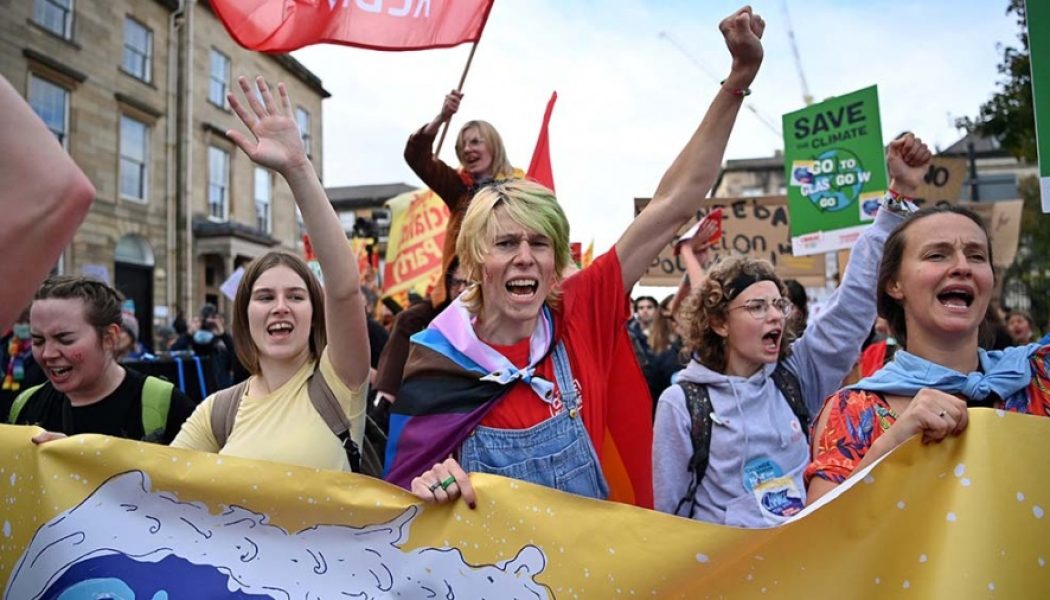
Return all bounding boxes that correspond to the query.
[675,366,809,519]
[306,368,364,474]
[209,379,250,449]
[770,364,809,440]
[675,380,714,518]
[8,383,46,424]
[140,376,174,442]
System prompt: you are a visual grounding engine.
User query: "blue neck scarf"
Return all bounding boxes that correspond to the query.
[850,343,1041,400]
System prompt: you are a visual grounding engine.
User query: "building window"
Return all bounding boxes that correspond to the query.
[208,49,230,107]
[119,115,149,201]
[34,0,74,39]
[122,17,152,82]
[254,167,272,233]
[28,75,69,148]
[208,146,229,220]
[295,107,311,156]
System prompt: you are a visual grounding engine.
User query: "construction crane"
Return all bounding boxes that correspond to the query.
[782,0,814,106]
[657,30,782,138]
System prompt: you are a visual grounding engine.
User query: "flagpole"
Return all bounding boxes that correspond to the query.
[434,40,481,156]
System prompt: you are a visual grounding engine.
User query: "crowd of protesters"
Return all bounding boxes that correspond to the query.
[3,5,1049,533]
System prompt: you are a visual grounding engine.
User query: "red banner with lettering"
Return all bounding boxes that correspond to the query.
[210,0,496,53]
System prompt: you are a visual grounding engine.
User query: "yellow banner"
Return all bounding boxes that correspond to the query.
[382,188,449,300]
[1,410,1047,597]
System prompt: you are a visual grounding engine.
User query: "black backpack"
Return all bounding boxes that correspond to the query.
[674,364,808,518]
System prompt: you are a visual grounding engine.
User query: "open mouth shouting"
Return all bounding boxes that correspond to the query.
[761,328,782,354]
[506,278,539,300]
[47,365,73,382]
[936,285,975,314]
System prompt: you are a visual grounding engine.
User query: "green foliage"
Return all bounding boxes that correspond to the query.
[960,0,1049,329]
[955,0,1036,163]
[1004,176,1050,329]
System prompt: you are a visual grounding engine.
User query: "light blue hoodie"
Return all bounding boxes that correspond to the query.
[653,207,905,527]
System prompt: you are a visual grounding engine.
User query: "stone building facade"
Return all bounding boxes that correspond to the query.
[0,0,327,347]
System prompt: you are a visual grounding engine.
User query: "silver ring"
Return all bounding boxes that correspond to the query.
[428,481,442,493]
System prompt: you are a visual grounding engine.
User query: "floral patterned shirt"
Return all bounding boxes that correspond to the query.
[805,346,1050,485]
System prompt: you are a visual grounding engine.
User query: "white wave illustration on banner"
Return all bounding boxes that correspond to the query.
[6,470,551,599]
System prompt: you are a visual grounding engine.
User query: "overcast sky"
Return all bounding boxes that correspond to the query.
[291,0,1019,289]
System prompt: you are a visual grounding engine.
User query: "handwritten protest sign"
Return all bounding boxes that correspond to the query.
[783,86,888,256]
[912,157,968,207]
[964,199,1023,268]
[834,198,1022,275]
[634,196,825,287]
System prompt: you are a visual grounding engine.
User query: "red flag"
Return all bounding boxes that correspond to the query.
[526,91,557,192]
[210,0,495,53]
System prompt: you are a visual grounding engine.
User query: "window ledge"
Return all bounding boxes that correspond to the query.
[23,48,87,84]
[118,68,156,90]
[26,19,80,49]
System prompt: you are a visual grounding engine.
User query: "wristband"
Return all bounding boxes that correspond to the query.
[720,79,751,97]
[883,188,919,215]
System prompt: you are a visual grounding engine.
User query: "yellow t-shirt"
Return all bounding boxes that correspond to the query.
[171,348,368,471]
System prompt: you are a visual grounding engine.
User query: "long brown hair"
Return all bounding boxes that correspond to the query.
[649,295,677,354]
[232,252,327,374]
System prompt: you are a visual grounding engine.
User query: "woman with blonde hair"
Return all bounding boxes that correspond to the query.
[171,76,370,471]
[652,133,932,527]
[404,90,519,309]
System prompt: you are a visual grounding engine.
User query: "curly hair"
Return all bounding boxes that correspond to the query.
[679,256,794,371]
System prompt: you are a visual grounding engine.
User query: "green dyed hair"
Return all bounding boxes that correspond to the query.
[456,179,571,315]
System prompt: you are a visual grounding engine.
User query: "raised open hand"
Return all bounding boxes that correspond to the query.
[719,6,765,75]
[226,76,308,176]
[887,132,933,197]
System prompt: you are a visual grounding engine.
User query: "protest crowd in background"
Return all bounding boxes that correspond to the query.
[2,2,1050,594]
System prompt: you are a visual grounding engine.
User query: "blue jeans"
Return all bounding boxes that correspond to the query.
[459,342,609,499]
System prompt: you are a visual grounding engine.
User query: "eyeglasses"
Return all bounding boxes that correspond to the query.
[449,278,470,289]
[729,297,794,320]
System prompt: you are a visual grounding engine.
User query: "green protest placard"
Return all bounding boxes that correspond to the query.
[782,85,888,255]
[1029,0,1050,212]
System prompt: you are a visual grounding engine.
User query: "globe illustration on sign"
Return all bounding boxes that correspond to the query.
[803,148,865,212]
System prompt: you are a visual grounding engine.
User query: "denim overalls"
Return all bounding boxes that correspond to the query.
[459,342,610,499]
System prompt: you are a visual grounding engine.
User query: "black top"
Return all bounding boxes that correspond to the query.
[0,337,47,421]
[13,367,194,444]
